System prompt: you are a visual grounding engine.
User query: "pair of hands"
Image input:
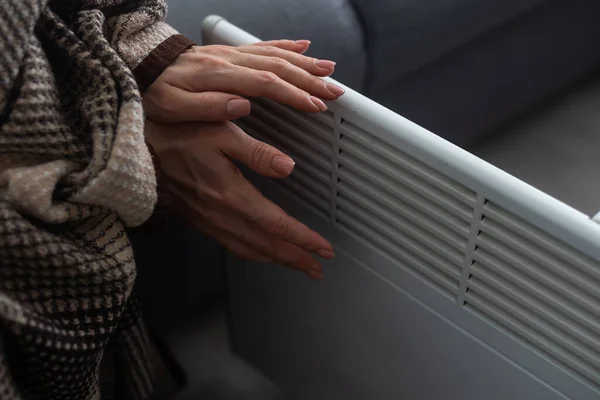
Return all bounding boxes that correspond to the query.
[144,40,344,279]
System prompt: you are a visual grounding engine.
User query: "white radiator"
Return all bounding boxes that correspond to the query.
[203,16,600,400]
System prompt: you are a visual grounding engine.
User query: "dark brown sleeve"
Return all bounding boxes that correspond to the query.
[133,34,195,91]
[134,34,193,229]
[136,140,172,230]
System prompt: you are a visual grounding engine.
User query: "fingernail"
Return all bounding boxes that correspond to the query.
[315,59,336,69]
[272,156,295,175]
[227,99,251,118]
[295,40,311,46]
[326,83,345,97]
[306,270,324,280]
[310,96,328,112]
[316,249,335,259]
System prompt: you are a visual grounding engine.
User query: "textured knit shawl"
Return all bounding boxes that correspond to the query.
[0,1,178,399]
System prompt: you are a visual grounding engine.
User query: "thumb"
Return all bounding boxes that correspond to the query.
[224,124,296,178]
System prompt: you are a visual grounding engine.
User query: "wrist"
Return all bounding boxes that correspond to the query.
[133,34,195,92]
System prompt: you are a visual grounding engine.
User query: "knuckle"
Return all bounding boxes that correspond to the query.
[201,93,218,113]
[221,189,242,208]
[195,184,223,203]
[211,45,232,54]
[255,241,275,258]
[269,215,290,238]
[298,237,314,251]
[260,46,277,56]
[195,54,227,69]
[146,86,170,110]
[207,45,235,59]
[250,142,272,168]
[270,57,290,72]
[257,71,279,87]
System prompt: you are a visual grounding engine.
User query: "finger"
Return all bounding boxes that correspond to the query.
[220,177,334,255]
[173,54,328,112]
[265,239,325,278]
[251,39,311,54]
[219,131,334,253]
[242,199,335,257]
[221,125,296,177]
[181,91,250,121]
[144,85,251,123]
[236,45,336,77]
[230,53,345,101]
[207,64,327,113]
[208,212,325,276]
[203,226,274,263]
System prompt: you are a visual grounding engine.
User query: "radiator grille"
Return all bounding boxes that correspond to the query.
[334,120,476,300]
[465,201,600,389]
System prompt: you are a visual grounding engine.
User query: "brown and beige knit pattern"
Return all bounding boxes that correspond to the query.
[0,1,177,399]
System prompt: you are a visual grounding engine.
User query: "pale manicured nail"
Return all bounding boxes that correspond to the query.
[295,40,311,46]
[272,156,295,175]
[310,96,327,112]
[315,59,336,69]
[227,99,251,118]
[316,249,335,259]
[326,83,345,97]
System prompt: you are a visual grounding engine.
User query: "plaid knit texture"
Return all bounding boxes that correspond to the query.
[0,1,178,399]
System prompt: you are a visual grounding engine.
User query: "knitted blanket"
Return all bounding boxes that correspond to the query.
[0,1,178,398]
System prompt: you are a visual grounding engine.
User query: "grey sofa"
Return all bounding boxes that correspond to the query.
[167,0,600,147]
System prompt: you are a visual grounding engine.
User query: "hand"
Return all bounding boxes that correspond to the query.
[145,119,335,280]
[143,40,345,124]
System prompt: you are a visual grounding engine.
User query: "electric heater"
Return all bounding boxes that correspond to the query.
[203,16,600,400]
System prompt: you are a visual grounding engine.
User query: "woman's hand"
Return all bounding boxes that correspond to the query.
[143,40,345,124]
[146,119,334,280]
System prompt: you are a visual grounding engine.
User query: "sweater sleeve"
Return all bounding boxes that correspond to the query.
[105,2,177,71]
[104,2,195,82]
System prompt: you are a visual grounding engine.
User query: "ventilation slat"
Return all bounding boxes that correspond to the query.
[465,289,600,388]
[287,168,330,200]
[337,162,470,239]
[237,118,330,171]
[338,179,467,257]
[480,217,600,301]
[337,190,464,265]
[340,121,476,203]
[278,178,330,217]
[339,149,473,225]
[471,263,600,352]
[313,110,335,126]
[337,198,463,280]
[243,114,331,160]
[472,247,600,337]
[483,202,600,282]
[250,102,332,152]
[476,233,600,317]
[337,210,459,300]
[252,98,333,140]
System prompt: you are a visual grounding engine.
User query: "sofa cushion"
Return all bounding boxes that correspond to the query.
[166,0,367,90]
[352,0,548,91]
[369,0,600,146]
